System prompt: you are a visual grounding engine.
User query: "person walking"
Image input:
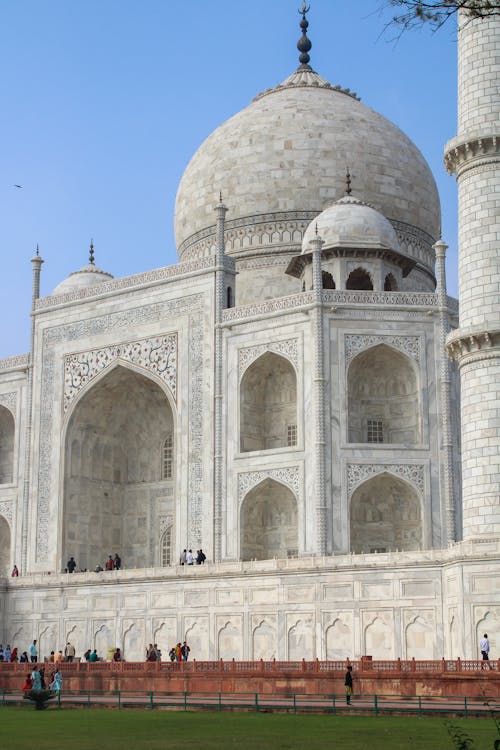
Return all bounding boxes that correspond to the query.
[344,665,353,705]
[480,633,492,669]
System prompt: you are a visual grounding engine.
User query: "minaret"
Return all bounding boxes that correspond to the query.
[214,194,227,562]
[445,12,500,539]
[21,246,44,571]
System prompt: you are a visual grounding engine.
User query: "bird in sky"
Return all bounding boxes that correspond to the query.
[13,184,23,188]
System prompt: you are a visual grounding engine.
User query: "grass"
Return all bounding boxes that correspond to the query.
[0,708,498,750]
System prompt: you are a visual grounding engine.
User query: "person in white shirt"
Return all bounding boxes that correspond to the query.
[479,633,491,669]
[186,549,194,565]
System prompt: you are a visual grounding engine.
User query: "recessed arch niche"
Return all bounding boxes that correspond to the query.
[240,478,298,560]
[0,405,15,484]
[240,352,297,452]
[346,267,373,290]
[0,515,11,576]
[350,473,422,553]
[62,364,175,571]
[347,344,421,444]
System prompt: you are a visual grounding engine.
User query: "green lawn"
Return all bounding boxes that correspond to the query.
[0,708,498,750]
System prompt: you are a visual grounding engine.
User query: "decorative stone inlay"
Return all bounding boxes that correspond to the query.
[34,257,216,311]
[344,334,421,367]
[0,354,29,371]
[0,391,17,414]
[444,134,499,175]
[237,467,300,503]
[36,296,204,562]
[63,334,177,412]
[0,500,14,525]
[239,339,299,376]
[347,464,425,495]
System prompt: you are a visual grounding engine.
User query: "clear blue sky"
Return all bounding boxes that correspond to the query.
[0,0,459,359]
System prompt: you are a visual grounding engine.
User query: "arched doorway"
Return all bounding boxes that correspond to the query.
[350,473,422,553]
[0,515,11,576]
[346,267,373,290]
[0,406,15,484]
[240,352,297,452]
[63,364,175,571]
[240,479,298,560]
[348,344,421,444]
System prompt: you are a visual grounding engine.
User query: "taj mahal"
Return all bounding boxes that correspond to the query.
[0,7,498,663]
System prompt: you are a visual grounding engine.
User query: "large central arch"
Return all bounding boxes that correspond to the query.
[62,364,175,571]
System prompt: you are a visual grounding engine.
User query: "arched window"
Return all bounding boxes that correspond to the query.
[322,271,336,289]
[346,267,373,290]
[240,352,297,452]
[160,526,173,566]
[384,273,398,291]
[240,479,297,561]
[350,473,422,553]
[347,344,421,445]
[162,434,173,480]
[0,405,15,484]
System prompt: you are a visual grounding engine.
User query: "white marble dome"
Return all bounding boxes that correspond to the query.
[174,67,440,269]
[302,195,400,253]
[52,263,114,296]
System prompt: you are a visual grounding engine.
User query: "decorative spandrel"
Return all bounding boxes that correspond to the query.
[63,333,177,413]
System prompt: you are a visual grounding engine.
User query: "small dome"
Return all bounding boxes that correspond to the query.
[52,263,114,295]
[302,195,400,254]
[52,243,113,295]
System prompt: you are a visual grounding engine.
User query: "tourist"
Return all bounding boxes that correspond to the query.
[114,553,121,570]
[50,669,62,693]
[344,665,353,705]
[54,650,63,664]
[175,643,182,662]
[83,649,91,661]
[22,673,33,694]
[153,643,161,661]
[181,642,190,661]
[113,647,122,662]
[10,647,18,662]
[64,641,75,662]
[480,633,492,669]
[20,651,29,663]
[169,647,176,662]
[89,649,98,662]
[186,549,194,565]
[105,555,114,571]
[4,645,11,662]
[180,549,187,565]
[67,556,76,573]
[11,565,19,577]
[39,666,46,689]
[48,651,55,663]
[95,562,103,572]
[196,549,206,564]
[146,643,155,661]
[31,667,42,691]
[0,644,3,661]
[29,639,38,663]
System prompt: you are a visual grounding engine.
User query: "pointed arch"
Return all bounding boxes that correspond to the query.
[350,472,422,554]
[62,363,175,571]
[346,267,373,290]
[240,478,297,561]
[322,270,336,289]
[240,351,297,452]
[0,514,11,576]
[347,343,421,445]
[0,405,15,484]
[160,525,174,567]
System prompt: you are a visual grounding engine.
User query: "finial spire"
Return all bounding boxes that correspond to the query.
[36,243,40,257]
[297,3,312,70]
[345,167,352,196]
[89,239,95,265]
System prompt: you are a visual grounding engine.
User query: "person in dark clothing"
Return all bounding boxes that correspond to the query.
[344,665,353,705]
[67,556,76,573]
[114,553,121,570]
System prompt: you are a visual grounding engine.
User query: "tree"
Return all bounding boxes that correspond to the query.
[388,1,500,31]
